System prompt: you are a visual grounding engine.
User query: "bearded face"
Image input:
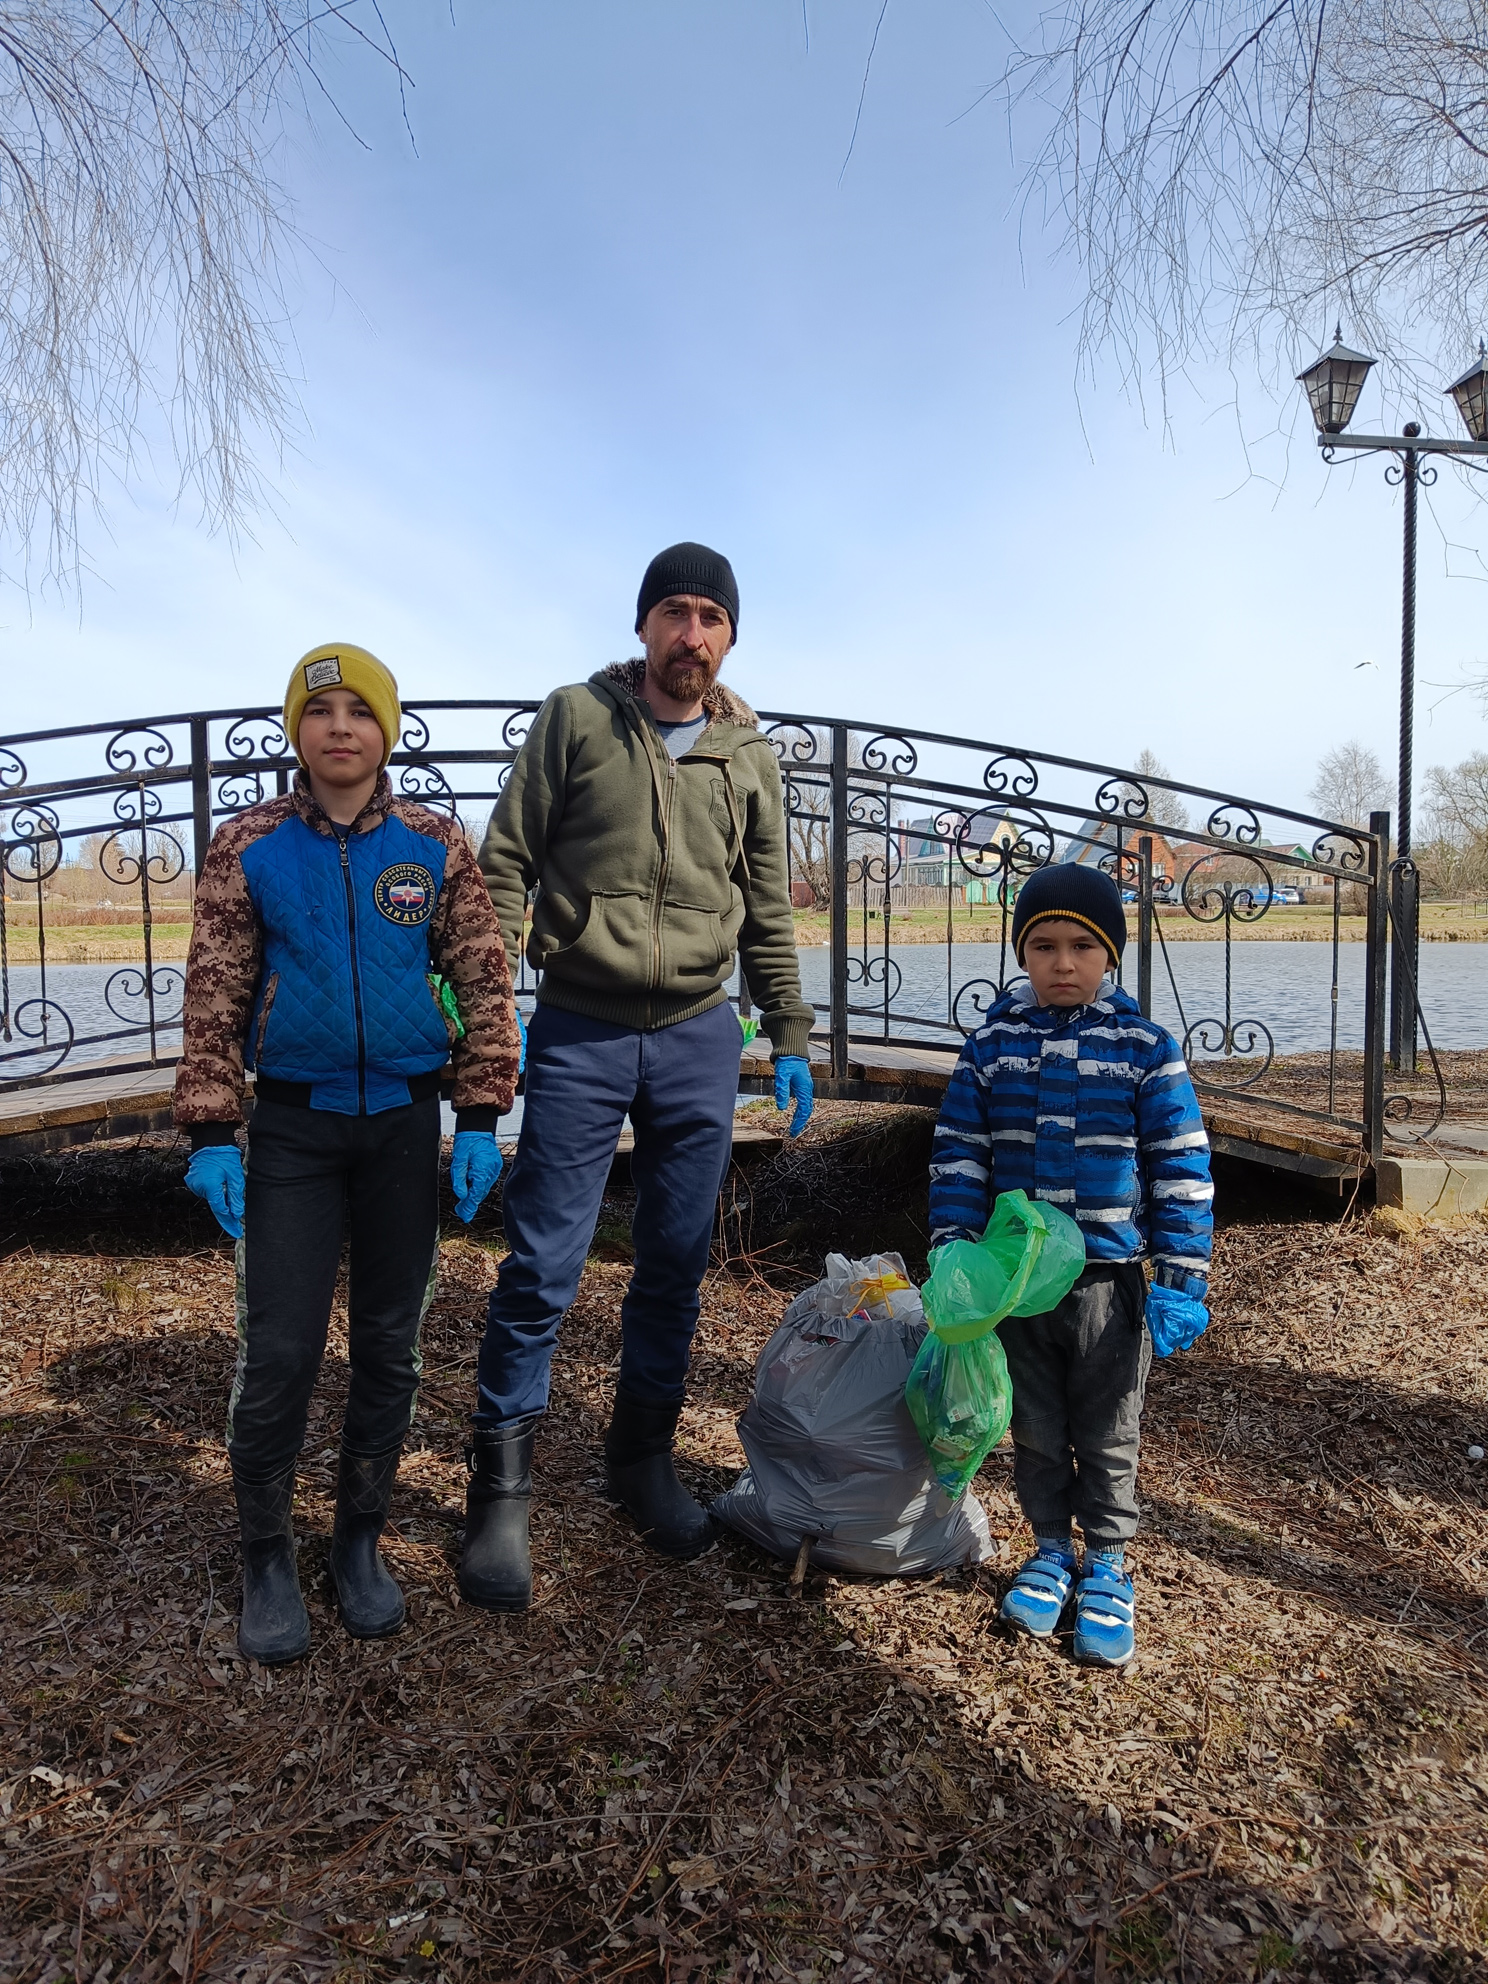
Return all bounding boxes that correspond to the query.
[640,593,735,712]
[652,637,722,707]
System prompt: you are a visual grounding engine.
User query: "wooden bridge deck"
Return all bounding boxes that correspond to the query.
[0,1038,1384,1181]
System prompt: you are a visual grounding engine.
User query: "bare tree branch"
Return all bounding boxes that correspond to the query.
[0,2,408,592]
[1000,0,1488,402]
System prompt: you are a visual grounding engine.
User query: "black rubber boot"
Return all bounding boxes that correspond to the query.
[233,1468,311,1665]
[458,1417,539,1612]
[329,1446,406,1640]
[603,1389,715,1560]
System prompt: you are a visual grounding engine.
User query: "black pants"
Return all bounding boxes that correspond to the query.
[227,1097,440,1483]
[998,1262,1151,1549]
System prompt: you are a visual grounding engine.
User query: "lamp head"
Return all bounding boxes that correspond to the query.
[1446,342,1488,442]
[1297,325,1377,435]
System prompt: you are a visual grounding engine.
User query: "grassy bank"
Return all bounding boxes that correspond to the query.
[4,900,1485,965]
[792,903,1488,945]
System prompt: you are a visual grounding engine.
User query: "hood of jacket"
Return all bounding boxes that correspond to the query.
[596,658,760,750]
[983,975,1142,1032]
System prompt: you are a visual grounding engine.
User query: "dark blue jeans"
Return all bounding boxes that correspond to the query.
[475,1001,742,1425]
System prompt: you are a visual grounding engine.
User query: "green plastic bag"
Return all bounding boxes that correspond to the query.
[905,1191,1086,1495]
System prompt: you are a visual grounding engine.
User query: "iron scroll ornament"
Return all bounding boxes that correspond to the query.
[1310,829,1370,873]
[398,762,458,814]
[954,805,1056,880]
[1095,775,1151,823]
[846,952,904,1007]
[111,781,164,826]
[0,999,75,1079]
[217,768,268,811]
[983,753,1039,801]
[846,842,903,890]
[224,715,291,761]
[1177,852,1276,1087]
[105,966,186,1027]
[2,803,64,884]
[105,725,174,774]
[99,824,187,890]
[845,783,893,834]
[952,977,1004,1035]
[0,747,25,790]
[400,710,432,753]
[1385,456,1439,493]
[500,708,534,752]
[858,731,918,779]
[1205,801,1262,846]
[220,716,291,808]
[764,721,821,767]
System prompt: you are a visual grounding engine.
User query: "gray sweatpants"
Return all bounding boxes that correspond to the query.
[998,1262,1151,1549]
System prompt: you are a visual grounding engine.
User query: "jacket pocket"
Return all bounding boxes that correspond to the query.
[660,900,731,986]
[252,972,280,1065]
[534,891,651,993]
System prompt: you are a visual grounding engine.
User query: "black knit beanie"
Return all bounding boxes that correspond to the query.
[1012,863,1126,968]
[635,542,739,637]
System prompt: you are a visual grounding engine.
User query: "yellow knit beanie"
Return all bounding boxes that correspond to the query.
[283,643,401,769]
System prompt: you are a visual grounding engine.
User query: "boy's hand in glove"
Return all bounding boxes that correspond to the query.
[1145,1282,1209,1357]
[451,1131,503,1224]
[185,1145,245,1239]
[773,1055,814,1138]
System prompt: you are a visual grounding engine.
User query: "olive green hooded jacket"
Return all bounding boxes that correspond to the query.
[478,661,813,1058]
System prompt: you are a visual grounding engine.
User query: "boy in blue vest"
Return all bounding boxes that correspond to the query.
[928,864,1212,1665]
[175,644,521,1663]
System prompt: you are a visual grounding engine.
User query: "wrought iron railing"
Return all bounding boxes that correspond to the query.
[0,702,1452,1155]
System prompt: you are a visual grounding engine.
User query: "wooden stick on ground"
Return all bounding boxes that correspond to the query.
[789,1533,813,1596]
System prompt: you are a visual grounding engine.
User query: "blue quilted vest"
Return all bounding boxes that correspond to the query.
[240,810,453,1114]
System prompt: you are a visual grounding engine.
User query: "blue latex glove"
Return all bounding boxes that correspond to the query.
[451,1130,504,1224]
[1146,1282,1210,1357]
[773,1055,814,1138]
[516,1006,527,1075]
[185,1145,244,1240]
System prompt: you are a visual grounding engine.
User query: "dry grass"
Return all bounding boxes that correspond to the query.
[0,1158,1486,1981]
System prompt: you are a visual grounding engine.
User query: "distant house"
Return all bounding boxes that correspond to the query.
[900,812,1023,890]
[1064,818,1185,890]
[1070,825,1325,902]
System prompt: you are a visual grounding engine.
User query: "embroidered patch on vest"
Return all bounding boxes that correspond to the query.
[304,655,342,691]
[373,862,436,926]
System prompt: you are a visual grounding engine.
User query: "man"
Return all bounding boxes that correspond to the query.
[461,542,815,1610]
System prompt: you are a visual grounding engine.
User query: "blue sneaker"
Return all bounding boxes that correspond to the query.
[999,1548,1077,1638]
[1072,1559,1136,1666]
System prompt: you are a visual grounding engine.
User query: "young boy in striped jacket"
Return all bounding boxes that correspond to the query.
[928,863,1213,1665]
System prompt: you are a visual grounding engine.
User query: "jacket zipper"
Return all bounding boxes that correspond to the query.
[338,833,368,1112]
[650,756,676,1010]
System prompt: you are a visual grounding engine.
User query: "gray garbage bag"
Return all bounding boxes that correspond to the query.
[711,1253,995,1576]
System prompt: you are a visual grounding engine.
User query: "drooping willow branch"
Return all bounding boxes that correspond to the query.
[0,2,407,589]
[999,0,1488,395]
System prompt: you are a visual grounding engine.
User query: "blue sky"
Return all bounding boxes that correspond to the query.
[6,0,1488,817]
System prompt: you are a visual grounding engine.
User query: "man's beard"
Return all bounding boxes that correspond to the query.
[650,641,721,705]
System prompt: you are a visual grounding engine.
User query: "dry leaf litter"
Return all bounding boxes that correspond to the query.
[0,1122,1485,1983]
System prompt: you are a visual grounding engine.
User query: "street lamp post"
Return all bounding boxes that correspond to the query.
[1298,331,1488,1073]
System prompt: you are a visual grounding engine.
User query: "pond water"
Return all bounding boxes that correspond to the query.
[5,940,1485,1088]
[784,939,1488,1058]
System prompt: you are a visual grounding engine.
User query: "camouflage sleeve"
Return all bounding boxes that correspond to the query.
[424,815,521,1117]
[173,812,269,1132]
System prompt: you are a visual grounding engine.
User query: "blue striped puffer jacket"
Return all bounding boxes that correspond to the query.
[928,980,1212,1291]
